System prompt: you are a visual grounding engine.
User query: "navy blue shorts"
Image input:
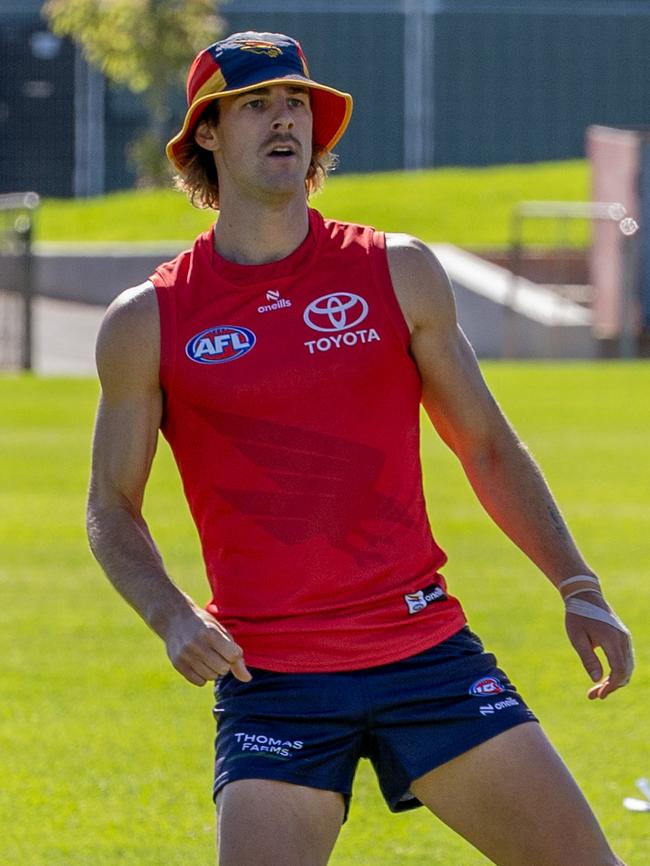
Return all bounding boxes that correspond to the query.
[212,626,537,815]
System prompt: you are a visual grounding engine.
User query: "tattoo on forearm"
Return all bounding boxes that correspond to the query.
[547,504,570,540]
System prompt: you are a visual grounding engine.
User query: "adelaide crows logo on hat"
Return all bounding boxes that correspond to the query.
[234,38,283,58]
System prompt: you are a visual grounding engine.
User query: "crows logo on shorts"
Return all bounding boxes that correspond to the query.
[469,676,505,697]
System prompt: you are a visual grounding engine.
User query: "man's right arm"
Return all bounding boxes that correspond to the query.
[87,283,250,685]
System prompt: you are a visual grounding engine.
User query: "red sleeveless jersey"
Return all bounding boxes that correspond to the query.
[151,209,465,672]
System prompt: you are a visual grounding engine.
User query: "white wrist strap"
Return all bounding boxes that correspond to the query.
[558,574,600,590]
[558,574,601,601]
[563,588,601,601]
[564,598,630,635]
[559,575,630,634]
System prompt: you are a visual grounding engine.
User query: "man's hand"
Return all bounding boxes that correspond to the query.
[564,593,633,700]
[164,608,252,686]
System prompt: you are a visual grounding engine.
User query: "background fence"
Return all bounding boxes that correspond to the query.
[2,0,650,195]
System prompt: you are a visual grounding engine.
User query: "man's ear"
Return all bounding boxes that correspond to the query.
[194,120,220,153]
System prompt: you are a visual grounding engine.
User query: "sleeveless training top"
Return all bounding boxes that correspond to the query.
[151,208,466,672]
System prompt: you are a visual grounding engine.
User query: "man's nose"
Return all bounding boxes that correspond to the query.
[271,107,294,130]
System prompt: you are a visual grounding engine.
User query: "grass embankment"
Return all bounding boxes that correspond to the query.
[37,159,590,247]
[1,365,648,865]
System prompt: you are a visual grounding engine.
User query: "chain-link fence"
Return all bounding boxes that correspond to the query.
[0,192,39,371]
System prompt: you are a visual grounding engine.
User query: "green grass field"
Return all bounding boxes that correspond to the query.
[37,159,591,248]
[1,365,648,865]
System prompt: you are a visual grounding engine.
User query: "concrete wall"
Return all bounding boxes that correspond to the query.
[33,242,186,306]
[435,245,596,359]
[30,242,596,359]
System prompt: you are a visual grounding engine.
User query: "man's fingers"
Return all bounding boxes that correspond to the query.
[203,628,251,678]
[174,660,208,687]
[165,609,252,685]
[183,641,250,681]
[205,637,252,682]
[567,621,602,682]
[230,655,252,682]
[175,650,239,687]
[590,634,634,700]
[567,612,634,700]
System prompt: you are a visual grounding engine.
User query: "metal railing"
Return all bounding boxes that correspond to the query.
[506,201,640,358]
[0,192,40,371]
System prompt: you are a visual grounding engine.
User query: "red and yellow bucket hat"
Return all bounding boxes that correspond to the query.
[166,31,353,172]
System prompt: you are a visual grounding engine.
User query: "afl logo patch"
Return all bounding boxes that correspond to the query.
[303,292,369,333]
[185,325,256,364]
[469,676,505,697]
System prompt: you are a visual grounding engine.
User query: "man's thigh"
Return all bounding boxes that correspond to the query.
[410,722,623,866]
[216,779,345,866]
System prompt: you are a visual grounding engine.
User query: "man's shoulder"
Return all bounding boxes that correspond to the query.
[385,234,454,325]
[96,281,160,383]
[105,281,158,330]
[385,232,442,270]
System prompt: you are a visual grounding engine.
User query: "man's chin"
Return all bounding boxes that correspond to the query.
[255,175,308,202]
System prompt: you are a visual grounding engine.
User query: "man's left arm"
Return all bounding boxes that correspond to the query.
[386,234,633,700]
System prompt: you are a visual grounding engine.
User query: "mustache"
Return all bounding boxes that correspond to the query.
[262,134,301,150]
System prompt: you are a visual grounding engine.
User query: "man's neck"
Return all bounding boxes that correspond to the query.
[213,196,310,265]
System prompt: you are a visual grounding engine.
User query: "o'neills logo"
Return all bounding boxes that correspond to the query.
[404,582,448,614]
[258,289,292,314]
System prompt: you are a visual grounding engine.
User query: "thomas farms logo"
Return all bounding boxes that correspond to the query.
[185,325,256,364]
[233,732,304,760]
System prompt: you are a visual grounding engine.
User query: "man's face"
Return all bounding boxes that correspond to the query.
[197,83,314,203]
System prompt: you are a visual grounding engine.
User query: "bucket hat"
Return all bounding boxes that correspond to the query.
[166,31,353,171]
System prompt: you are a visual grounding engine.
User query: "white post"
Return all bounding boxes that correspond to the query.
[403,0,435,169]
[74,46,106,198]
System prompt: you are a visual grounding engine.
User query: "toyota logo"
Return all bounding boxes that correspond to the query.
[303,292,369,333]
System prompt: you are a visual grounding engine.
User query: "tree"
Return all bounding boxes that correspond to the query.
[43,0,224,185]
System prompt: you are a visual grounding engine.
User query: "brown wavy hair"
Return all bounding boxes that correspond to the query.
[173,101,337,210]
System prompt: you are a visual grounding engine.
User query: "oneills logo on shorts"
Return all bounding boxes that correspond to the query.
[235,39,283,57]
[404,582,448,614]
[186,325,256,364]
[479,697,520,716]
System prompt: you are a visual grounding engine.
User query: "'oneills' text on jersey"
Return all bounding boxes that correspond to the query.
[151,209,466,672]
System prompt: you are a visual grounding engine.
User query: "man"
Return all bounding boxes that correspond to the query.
[87,31,634,866]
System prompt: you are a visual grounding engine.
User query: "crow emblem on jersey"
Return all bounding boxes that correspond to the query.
[186,325,256,364]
